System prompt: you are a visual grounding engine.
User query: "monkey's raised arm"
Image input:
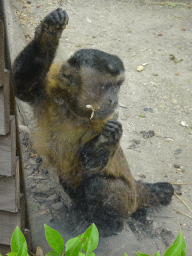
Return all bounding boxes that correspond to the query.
[12,8,68,103]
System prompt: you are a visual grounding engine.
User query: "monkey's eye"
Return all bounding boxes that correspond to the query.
[63,73,72,83]
[101,83,112,90]
[116,81,122,87]
[115,81,122,91]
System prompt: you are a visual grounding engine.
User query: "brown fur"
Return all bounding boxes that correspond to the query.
[33,64,125,187]
[32,64,154,218]
[13,9,174,222]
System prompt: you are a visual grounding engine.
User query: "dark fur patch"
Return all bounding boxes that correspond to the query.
[68,49,125,76]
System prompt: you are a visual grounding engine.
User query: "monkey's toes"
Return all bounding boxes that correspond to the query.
[149,182,174,206]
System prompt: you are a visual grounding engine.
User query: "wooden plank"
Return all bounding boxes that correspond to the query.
[0,211,22,245]
[0,69,10,135]
[0,115,16,176]
[0,244,10,255]
[0,19,10,135]
[0,20,4,86]
[0,193,25,246]
[0,157,20,212]
[15,157,20,212]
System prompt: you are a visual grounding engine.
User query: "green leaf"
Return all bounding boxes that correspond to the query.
[164,241,182,256]
[154,252,160,256]
[17,242,28,256]
[44,224,64,253]
[172,231,186,256]
[6,254,17,256]
[11,227,27,253]
[124,254,128,256]
[82,224,99,253]
[47,250,61,256]
[78,253,85,256]
[65,237,83,256]
[77,234,84,242]
[86,253,95,256]
[65,237,82,251]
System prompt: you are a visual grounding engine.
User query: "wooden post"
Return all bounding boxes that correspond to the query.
[0,18,23,248]
[0,115,16,176]
[0,21,4,78]
[0,20,10,135]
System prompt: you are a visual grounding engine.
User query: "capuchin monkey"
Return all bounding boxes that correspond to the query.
[13,8,174,235]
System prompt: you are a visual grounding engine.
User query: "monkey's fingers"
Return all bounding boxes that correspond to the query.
[60,10,69,28]
[52,9,68,27]
[103,120,122,135]
[103,124,120,135]
[104,121,122,129]
[102,128,121,143]
[103,126,116,134]
[102,126,122,140]
[44,8,69,30]
[105,119,122,129]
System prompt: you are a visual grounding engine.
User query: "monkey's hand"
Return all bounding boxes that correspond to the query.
[102,120,122,144]
[35,8,69,46]
[80,120,122,171]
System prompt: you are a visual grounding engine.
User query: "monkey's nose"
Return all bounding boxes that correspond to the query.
[109,99,118,107]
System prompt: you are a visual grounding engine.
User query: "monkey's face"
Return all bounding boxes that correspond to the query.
[58,64,124,121]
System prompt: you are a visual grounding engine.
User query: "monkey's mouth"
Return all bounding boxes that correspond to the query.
[96,108,116,119]
[85,104,115,120]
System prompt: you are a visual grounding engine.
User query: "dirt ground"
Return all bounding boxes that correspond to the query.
[9,0,192,255]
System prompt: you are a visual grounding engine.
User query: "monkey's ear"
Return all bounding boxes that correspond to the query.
[58,67,73,88]
[58,62,79,89]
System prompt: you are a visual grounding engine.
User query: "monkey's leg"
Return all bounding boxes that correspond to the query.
[75,174,137,220]
[12,8,68,103]
[75,177,174,221]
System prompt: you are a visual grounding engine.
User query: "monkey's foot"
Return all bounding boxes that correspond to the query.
[146,182,174,206]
